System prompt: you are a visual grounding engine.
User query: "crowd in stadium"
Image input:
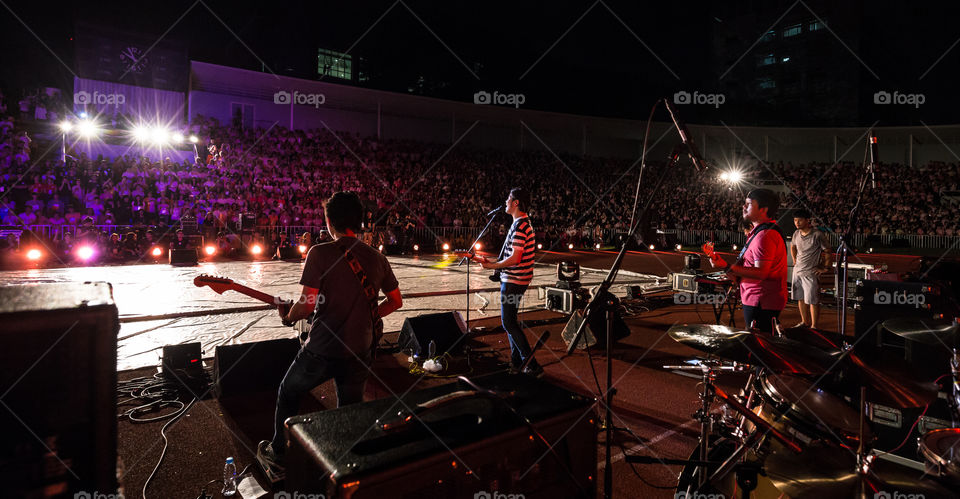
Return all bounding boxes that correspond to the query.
[1,109,959,266]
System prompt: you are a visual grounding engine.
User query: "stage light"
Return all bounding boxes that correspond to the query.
[151,246,162,257]
[568,243,574,250]
[132,126,150,142]
[378,244,384,252]
[474,242,482,251]
[298,244,307,254]
[77,246,95,261]
[676,244,683,251]
[719,172,729,181]
[720,169,743,184]
[59,121,73,133]
[204,245,216,256]
[171,132,184,144]
[649,244,655,250]
[413,244,419,251]
[189,135,199,143]
[251,244,263,255]
[868,247,874,253]
[442,243,450,251]
[26,249,42,261]
[595,243,601,250]
[150,127,168,145]
[537,243,542,250]
[76,120,98,138]
[732,244,738,250]
[79,112,88,119]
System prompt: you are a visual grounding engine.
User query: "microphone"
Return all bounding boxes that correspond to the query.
[486,207,501,216]
[664,99,708,173]
[868,135,879,189]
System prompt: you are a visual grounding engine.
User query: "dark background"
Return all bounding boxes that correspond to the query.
[2,0,959,126]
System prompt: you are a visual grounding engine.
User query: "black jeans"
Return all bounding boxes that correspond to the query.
[271,348,369,453]
[500,282,539,369]
[742,305,782,333]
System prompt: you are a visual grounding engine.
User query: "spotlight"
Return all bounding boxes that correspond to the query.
[413,244,419,252]
[204,245,216,256]
[649,244,655,250]
[868,247,874,253]
[729,170,743,183]
[189,135,199,143]
[76,120,98,138]
[474,242,482,251]
[26,249,42,261]
[732,244,738,251]
[251,244,263,255]
[442,243,450,251]
[150,127,168,145]
[59,121,73,133]
[132,126,150,142]
[77,246,95,261]
[719,172,729,181]
[171,132,184,144]
[676,244,683,251]
[378,244,384,252]
[537,243,542,250]
[78,112,88,119]
[595,243,601,250]
[568,243,574,250]
[298,244,307,254]
[151,246,162,257]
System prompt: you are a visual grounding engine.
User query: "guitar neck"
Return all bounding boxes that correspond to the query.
[228,284,280,305]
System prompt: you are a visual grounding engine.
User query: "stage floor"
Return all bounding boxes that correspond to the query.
[0,254,658,370]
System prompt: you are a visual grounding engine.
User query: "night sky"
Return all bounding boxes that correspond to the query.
[2,0,960,126]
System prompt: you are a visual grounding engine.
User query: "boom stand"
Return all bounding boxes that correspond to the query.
[836,140,874,339]
[459,210,500,331]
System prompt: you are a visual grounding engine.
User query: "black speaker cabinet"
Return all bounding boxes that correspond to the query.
[284,372,596,498]
[0,282,119,498]
[213,338,300,398]
[398,312,467,358]
[277,246,302,260]
[168,248,198,266]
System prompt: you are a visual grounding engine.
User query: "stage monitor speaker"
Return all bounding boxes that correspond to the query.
[213,338,300,398]
[561,297,630,350]
[278,246,301,260]
[398,312,466,358]
[284,372,596,498]
[0,282,119,497]
[169,248,198,266]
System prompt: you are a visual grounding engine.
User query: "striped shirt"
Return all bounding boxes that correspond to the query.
[501,217,536,285]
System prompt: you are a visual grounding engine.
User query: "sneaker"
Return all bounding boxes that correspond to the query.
[256,440,286,473]
[522,364,545,378]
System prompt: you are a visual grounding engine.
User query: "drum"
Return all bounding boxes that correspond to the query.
[918,428,960,484]
[750,373,872,448]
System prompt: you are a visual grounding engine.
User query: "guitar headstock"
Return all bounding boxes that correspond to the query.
[702,241,715,256]
[454,249,474,259]
[194,273,236,294]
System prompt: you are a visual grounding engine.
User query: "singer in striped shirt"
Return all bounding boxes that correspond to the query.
[474,188,542,376]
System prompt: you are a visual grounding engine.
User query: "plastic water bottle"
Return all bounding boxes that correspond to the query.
[222,456,237,496]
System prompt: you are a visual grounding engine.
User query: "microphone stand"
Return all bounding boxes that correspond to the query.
[459,209,500,331]
[836,137,874,339]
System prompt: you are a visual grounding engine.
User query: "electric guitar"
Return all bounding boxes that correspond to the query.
[455,250,501,282]
[702,242,741,285]
[193,274,384,346]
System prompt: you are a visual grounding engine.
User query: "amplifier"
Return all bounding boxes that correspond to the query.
[0,283,119,498]
[868,388,956,462]
[284,372,596,498]
[671,271,703,293]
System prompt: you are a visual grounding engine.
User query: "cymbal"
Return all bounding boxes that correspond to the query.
[765,441,955,499]
[667,324,837,374]
[882,318,960,346]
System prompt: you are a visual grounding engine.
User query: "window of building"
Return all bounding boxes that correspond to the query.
[318,48,352,80]
[758,78,776,89]
[782,56,791,63]
[783,24,802,37]
[761,30,776,42]
[808,20,824,31]
[759,54,777,66]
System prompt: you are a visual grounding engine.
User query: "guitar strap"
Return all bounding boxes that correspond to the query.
[737,221,787,266]
[335,241,382,358]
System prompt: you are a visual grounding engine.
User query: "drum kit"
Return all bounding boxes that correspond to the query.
[663,320,960,498]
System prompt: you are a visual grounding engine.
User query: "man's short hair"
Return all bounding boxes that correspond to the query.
[510,187,530,211]
[747,188,779,218]
[324,191,364,234]
[794,209,811,219]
